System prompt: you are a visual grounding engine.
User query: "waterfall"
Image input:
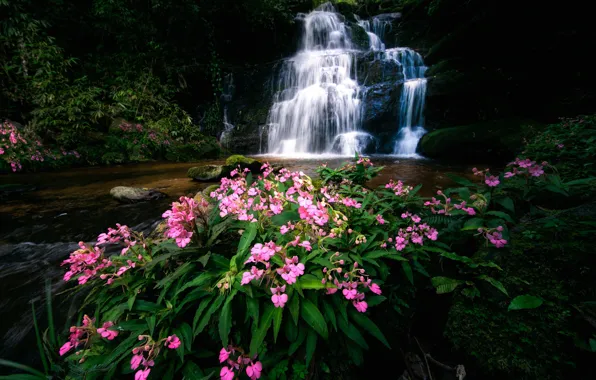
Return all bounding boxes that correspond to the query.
[220,108,234,148]
[385,48,428,157]
[356,16,393,51]
[266,3,371,156]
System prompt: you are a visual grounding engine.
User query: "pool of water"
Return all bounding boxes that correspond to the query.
[0,156,477,364]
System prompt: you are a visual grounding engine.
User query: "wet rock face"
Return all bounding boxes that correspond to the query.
[109,186,167,203]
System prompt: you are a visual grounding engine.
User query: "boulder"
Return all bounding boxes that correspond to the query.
[418,119,538,163]
[225,155,263,172]
[201,184,221,199]
[187,165,232,182]
[347,22,370,50]
[109,186,166,203]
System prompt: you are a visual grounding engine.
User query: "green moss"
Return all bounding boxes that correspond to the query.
[418,119,539,162]
[225,155,256,166]
[202,184,221,199]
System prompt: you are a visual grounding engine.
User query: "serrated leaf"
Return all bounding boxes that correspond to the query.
[218,292,236,346]
[246,296,259,323]
[305,329,317,366]
[440,251,475,266]
[300,300,328,339]
[155,262,193,289]
[176,273,215,296]
[508,295,543,311]
[288,326,306,356]
[196,296,225,335]
[193,297,213,334]
[250,303,275,355]
[273,307,283,343]
[182,361,205,379]
[431,276,462,294]
[147,316,156,336]
[349,310,390,348]
[178,323,193,352]
[477,275,508,296]
[367,295,387,307]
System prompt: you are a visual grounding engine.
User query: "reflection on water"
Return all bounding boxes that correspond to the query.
[0,157,477,363]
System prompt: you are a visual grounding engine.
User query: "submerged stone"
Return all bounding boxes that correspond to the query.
[109,186,166,203]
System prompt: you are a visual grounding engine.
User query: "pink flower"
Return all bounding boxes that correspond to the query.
[342,288,358,300]
[221,366,235,380]
[280,225,289,234]
[353,300,368,313]
[59,341,73,356]
[165,334,181,349]
[246,361,263,380]
[528,165,544,177]
[134,368,151,380]
[376,214,385,224]
[557,144,564,149]
[411,214,421,223]
[369,283,382,295]
[271,293,288,308]
[299,240,312,251]
[485,176,500,187]
[326,288,338,295]
[131,354,144,370]
[219,347,231,363]
[97,321,118,340]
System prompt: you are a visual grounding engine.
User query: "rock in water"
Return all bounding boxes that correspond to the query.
[109,186,166,203]
[225,155,263,173]
[187,165,231,182]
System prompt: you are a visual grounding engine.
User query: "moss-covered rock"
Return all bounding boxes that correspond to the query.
[225,155,256,166]
[187,165,231,182]
[348,22,370,50]
[202,184,221,199]
[418,119,539,162]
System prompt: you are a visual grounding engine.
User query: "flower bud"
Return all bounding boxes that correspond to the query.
[353,262,358,268]
[339,260,344,265]
[496,226,504,231]
[337,268,342,273]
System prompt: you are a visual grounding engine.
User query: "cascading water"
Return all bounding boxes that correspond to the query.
[385,48,428,157]
[266,3,371,156]
[356,16,393,51]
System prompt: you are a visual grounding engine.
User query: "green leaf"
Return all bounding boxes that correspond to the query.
[133,300,162,312]
[196,296,225,335]
[298,274,326,290]
[440,251,475,266]
[300,300,328,339]
[495,197,515,213]
[155,262,193,288]
[246,296,259,323]
[178,323,193,352]
[288,326,307,356]
[349,310,391,348]
[477,275,509,296]
[431,276,463,294]
[486,211,514,223]
[182,361,205,379]
[176,272,214,296]
[0,359,46,378]
[305,329,317,366]
[589,338,596,352]
[545,184,568,196]
[401,262,414,285]
[271,211,300,226]
[218,293,235,346]
[289,293,300,325]
[147,316,156,336]
[250,303,276,355]
[321,301,337,332]
[0,375,45,380]
[366,296,387,307]
[508,295,543,311]
[462,217,485,230]
[231,222,257,271]
[273,307,283,343]
[343,323,369,350]
[192,296,213,333]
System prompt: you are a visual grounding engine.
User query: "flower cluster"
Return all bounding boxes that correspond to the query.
[505,157,547,178]
[241,241,306,308]
[392,212,438,251]
[59,315,118,357]
[424,190,476,216]
[62,242,111,284]
[472,167,500,187]
[130,334,180,380]
[162,196,209,248]
[385,179,413,196]
[219,346,262,380]
[323,255,382,312]
[477,226,508,248]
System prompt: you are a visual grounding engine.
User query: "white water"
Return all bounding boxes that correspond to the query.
[384,48,428,157]
[220,108,235,148]
[266,3,363,156]
[356,16,393,51]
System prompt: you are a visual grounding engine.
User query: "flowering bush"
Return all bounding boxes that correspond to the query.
[0,121,80,172]
[53,155,593,379]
